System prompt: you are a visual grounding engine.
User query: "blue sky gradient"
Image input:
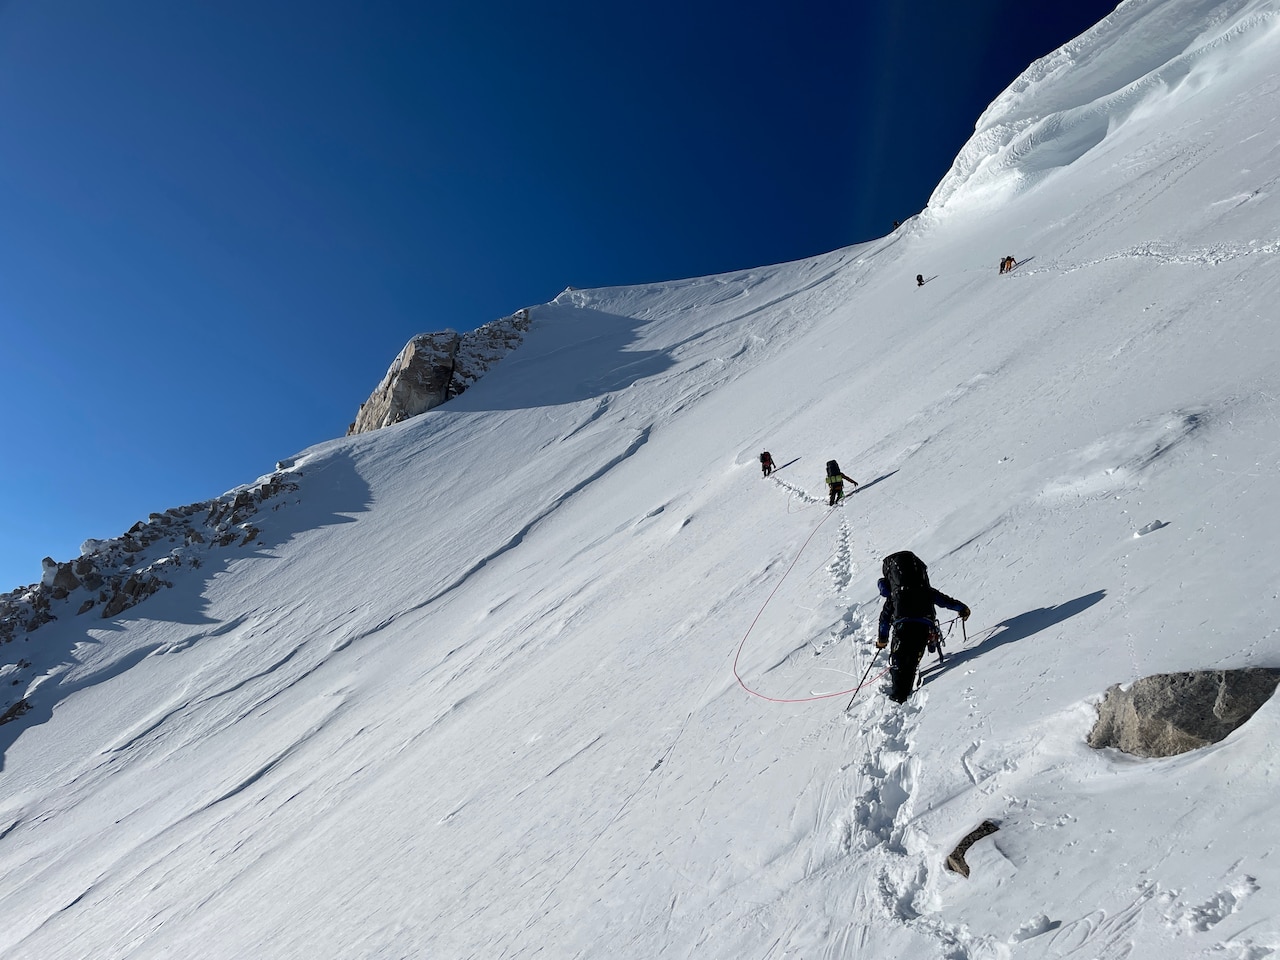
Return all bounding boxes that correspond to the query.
[0,0,1118,589]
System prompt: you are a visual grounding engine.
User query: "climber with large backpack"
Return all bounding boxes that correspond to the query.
[877,551,970,703]
[824,459,858,505]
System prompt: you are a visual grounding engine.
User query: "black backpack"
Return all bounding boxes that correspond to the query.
[826,459,840,478]
[882,551,936,621]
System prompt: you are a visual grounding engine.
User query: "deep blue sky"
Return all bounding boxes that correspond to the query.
[0,0,1118,590]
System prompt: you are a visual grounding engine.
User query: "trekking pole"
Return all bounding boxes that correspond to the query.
[846,647,881,712]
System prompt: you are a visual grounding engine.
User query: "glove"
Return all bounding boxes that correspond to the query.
[875,638,888,650]
[960,606,971,622]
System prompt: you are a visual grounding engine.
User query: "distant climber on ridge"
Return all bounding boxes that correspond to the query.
[760,451,775,477]
[824,459,858,505]
[877,551,970,703]
[916,274,925,287]
[999,255,1018,274]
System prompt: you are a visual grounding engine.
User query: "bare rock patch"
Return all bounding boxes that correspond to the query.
[1089,669,1280,758]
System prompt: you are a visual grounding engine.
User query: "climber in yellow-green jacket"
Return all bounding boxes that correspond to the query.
[824,459,858,506]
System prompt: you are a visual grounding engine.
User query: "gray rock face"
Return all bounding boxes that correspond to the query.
[348,331,462,435]
[347,309,532,435]
[1088,669,1280,757]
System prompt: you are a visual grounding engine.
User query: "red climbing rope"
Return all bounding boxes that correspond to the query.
[733,504,889,704]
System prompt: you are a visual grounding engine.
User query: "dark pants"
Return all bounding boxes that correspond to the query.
[889,623,933,702]
[828,483,843,505]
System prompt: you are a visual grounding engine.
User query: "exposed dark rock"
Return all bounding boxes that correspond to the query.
[0,698,31,725]
[25,608,55,632]
[945,820,1000,878]
[1089,669,1280,758]
[102,573,171,619]
[208,490,260,529]
[51,562,81,595]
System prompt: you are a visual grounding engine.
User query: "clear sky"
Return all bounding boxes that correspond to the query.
[0,0,1118,590]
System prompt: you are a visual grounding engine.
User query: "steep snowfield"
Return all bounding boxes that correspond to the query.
[3,1,1280,957]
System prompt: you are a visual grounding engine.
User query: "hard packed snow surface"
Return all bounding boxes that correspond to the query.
[3,0,1280,956]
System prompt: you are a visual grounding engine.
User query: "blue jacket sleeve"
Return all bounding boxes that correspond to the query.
[878,598,894,641]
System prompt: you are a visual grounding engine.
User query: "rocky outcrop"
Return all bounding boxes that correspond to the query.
[450,308,533,392]
[1,470,302,724]
[347,332,462,435]
[1088,669,1280,758]
[1,471,301,641]
[42,559,82,599]
[100,572,171,619]
[347,309,532,435]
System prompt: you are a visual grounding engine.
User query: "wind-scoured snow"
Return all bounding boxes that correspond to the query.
[2,0,1280,957]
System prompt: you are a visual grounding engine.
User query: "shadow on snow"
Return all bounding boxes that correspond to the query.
[445,306,676,412]
[933,589,1107,673]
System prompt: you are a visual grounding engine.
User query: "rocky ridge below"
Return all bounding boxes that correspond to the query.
[0,470,301,723]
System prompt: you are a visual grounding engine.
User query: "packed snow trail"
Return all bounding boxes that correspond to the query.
[732,500,890,704]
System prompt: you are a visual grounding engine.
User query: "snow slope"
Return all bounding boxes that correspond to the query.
[2,0,1280,957]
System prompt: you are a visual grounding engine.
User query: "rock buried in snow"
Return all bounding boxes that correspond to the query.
[945,819,1000,878]
[1088,669,1280,758]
